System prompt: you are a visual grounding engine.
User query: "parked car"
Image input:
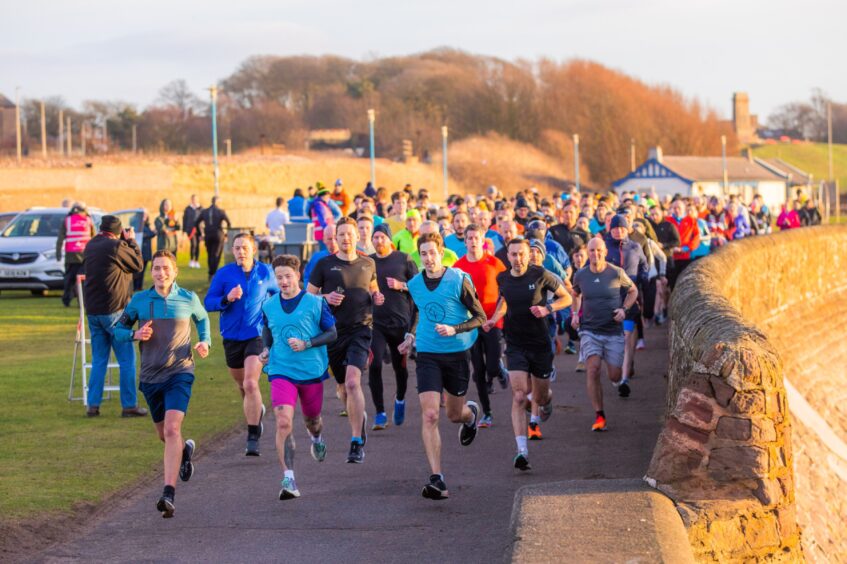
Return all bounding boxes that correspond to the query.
[0,207,103,295]
[0,212,20,232]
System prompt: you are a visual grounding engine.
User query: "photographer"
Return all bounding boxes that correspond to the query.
[82,215,147,418]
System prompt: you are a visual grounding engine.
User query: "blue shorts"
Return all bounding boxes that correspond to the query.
[139,373,194,423]
[622,320,636,333]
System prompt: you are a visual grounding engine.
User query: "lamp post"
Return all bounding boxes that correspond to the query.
[367,109,376,188]
[209,86,220,198]
[441,125,449,201]
[721,135,728,195]
[573,134,580,192]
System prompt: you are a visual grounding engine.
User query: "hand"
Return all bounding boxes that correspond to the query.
[435,324,456,337]
[194,342,209,358]
[373,291,385,306]
[134,320,153,341]
[287,338,307,352]
[613,308,626,322]
[571,315,580,330]
[398,335,414,355]
[530,305,550,318]
[672,247,681,254]
[658,276,668,285]
[259,348,269,365]
[122,227,135,241]
[227,285,243,302]
[386,277,405,291]
[482,319,495,332]
[325,291,345,306]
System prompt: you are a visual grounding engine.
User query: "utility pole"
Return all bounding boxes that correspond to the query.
[573,134,580,192]
[721,135,728,195]
[58,109,64,155]
[209,86,220,198]
[441,126,449,201]
[103,120,108,152]
[14,87,22,164]
[132,124,137,154]
[367,109,376,188]
[66,116,72,155]
[630,138,636,172]
[81,122,86,157]
[40,100,47,158]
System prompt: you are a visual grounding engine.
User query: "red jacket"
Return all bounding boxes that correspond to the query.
[666,215,700,261]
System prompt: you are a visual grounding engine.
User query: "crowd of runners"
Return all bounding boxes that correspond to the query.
[71,179,824,517]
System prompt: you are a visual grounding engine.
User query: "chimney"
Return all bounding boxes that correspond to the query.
[648,146,663,163]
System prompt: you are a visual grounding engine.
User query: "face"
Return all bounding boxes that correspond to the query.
[508,243,529,272]
[372,231,391,255]
[587,240,607,266]
[357,220,373,244]
[499,221,517,241]
[453,213,470,236]
[517,206,529,218]
[572,248,588,269]
[393,198,408,216]
[670,200,685,217]
[361,201,375,215]
[576,217,590,231]
[649,207,663,223]
[419,241,443,273]
[529,246,544,266]
[274,265,300,296]
[336,223,358,253]
[232,237,254,266]
[464,228,483,255]
[190,195,198,206]
[438,219,453,234]
[162,200,172,213]
[477,210,492,229]
[406,215,421,233]
[151,256,177,289]
[323,226,338,254]
[562,205,576,226]
[596,206,607,221]
[611,226,628,240]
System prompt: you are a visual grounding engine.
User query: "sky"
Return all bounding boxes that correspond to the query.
[0,0,843,121]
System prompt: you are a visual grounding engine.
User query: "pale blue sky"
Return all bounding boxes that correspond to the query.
[0,0,842,120]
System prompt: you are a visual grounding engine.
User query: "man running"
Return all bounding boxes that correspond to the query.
[485,238,571,471]
[308,217,384,463]
[443,210,470,258]
[205,233,278,456]
[115,250,211,518]
[410,221,459,268]
[571,238,638,432]
[400,232,486,499]
[261,255,337,500]
[369,224,418,429]
[454,223,507,428]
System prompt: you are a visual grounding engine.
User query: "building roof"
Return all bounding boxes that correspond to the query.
[0,94,14,108]
[757,158,813,184]
[661,156,785,182]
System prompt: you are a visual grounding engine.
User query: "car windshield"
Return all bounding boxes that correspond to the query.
[1,213,65,237]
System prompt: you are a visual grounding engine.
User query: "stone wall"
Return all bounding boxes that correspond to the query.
[646,226,847,562]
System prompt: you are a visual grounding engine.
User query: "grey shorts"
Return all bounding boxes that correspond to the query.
[579,331,625,367]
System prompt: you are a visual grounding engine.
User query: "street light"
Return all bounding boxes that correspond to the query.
[367,109,376,188]
[573,134,580,192]
[209,86,220,198]
[442,126,449,201]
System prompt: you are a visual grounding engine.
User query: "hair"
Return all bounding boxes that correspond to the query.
[336,216,358,230]
[152,249,177,267]
[293,188,304,198]
[464,222,483,235]
[391,191,406,203]
[212,196,220,206]
[507,237,530,251]
[232,232,255,245]
[356,213,374,224]
[272,254,301,272]
[453,210,470,220]
[417,232,444,253]
[275,196,284,207]
[571,243,587,256]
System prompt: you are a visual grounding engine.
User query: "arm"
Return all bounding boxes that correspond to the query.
[451,276,487,333]
[204,270,231,311]
[650,239,667,277]
[191,293,212,346]
[221,211,231,230]
[114,239,144,274]
[486,296,508,327]
[114,299,140,342]
[56,219,67,259]
[309,303,337,347]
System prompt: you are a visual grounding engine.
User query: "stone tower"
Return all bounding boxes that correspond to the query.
[732,92,759,144]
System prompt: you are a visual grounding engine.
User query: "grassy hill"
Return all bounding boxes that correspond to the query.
[752,142,847,192]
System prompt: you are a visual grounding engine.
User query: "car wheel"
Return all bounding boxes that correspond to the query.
[30,289,48,297]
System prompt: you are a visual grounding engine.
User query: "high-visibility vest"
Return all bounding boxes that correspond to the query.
[64,213,93,253]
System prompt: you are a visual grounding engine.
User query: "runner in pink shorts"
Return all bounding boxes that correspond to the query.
[261,255,337,500]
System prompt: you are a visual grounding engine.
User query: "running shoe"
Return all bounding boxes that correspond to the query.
[513,452,531,471]
[179,439,195,482]
[156,494,175,518]
[279,477,300,500]
[347,441,365,464]
[575,361,585,372]
[550,366,557,382]
[528,422,543,440]
[372,412,388,430]
[340,409,348,417]
[361,412,368,446]
[497,363,509,389]
[421,474,449,500]
[539,394,554,422]
[565,341,577,355]
[393,399,406,426]
[311,438,327,462]
[459,401,479,446]
[245,436,260,457]
[592,415,607,432]
[636,339,646,351]
[258,404,266,438]
[478,414,493,428]
[618,381,631,398]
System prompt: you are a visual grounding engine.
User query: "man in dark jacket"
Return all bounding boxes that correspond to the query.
[182,194,203,268]
[550,200,589,255]
[195,196,231,278]
[82,215,147,417]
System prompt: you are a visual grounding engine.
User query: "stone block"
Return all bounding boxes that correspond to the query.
[753,478,781,506]
[751,418,777,442]
[716,416,752,441]
[730,391,765,415]
[743,513,780,550]
[707,517,747,554]
[672,388,716,431]
[709,375,736,406]
[667,416,710,445]
[708,446,769,481]
[775,505,797,539]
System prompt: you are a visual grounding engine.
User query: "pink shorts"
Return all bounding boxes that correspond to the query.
[270,378,324,419]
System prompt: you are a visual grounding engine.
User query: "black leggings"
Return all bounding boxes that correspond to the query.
[189,236,201,261]
[368,325,409,413]
[205,236,224,277]
[470,327,502,414]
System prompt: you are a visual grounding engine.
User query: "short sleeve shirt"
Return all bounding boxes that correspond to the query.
[308,254,376,330]
[496,265,561,349]
[572,263,634,335]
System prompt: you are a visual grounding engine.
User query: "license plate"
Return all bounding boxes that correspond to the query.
[0,269,30,278]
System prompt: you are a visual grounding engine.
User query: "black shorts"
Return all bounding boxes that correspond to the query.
[329,326,373,384]
[415,351,471,397]
[223,337,265,369]
[505,345,555,379]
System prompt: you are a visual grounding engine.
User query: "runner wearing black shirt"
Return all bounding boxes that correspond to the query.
[308,217,384,463]
[485,238,571,471]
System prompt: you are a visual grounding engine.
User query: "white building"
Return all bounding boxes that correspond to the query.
[613,147,788,210]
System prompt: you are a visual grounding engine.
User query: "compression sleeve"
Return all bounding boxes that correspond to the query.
[453,276,486,333]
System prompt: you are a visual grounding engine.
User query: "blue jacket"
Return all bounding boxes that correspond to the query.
[544,234,570,270]
[288,195,308,222]
[204,262,278,341]
[604,234,649,288]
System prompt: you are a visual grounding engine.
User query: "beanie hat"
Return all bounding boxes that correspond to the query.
[99,215,123,235]
[610,214,630,230]
[373,223,393,239]
[529,239,546,258]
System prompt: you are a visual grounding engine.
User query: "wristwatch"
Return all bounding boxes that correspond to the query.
[304,338,312,349]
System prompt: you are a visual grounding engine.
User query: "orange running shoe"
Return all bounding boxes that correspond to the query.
[591,415,607,432]
[528,422,543,440]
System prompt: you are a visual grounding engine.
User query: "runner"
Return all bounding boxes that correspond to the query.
[454,223,507,428]
[570,238,638,432]
[307,217,384,463]
[114,250,211,518]
[369,224,418,429]
[391,210,422,254]
[260,255,337,500]
[485,238,571,471]
[205,233,277,456]
[443,211,470,258]
[399,232,486,499]
[410,221,458,268]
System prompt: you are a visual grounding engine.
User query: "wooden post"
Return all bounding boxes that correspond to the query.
[58,109,64,155]
[40,101,47,158]
[66,116,72,155]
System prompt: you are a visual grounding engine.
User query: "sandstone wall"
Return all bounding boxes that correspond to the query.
[646,226,847,562]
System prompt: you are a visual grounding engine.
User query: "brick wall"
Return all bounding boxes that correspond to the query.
[645,226,847,562]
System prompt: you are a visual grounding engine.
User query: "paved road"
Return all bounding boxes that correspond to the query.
[38,326,668,564]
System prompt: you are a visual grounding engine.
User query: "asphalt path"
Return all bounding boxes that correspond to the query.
[38,325,668,564]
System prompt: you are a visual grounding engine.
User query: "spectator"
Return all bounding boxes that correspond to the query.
[134,209,156,291]
[331,179,351,215]
[182,194,203,269]
[288,188,309,223]
[266,196,289,237]
[155,199,180,254]
[195,195,231,278]
[799,199,822,226]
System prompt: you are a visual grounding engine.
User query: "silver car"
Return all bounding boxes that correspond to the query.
[0,207,103,295]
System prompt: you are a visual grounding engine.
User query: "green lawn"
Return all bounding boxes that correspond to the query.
[0,254,246,521]
[752,142,847,192]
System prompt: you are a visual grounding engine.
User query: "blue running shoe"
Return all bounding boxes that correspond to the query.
[393,399,406,426]
[372,412,388,430]
[279,477,300,500]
